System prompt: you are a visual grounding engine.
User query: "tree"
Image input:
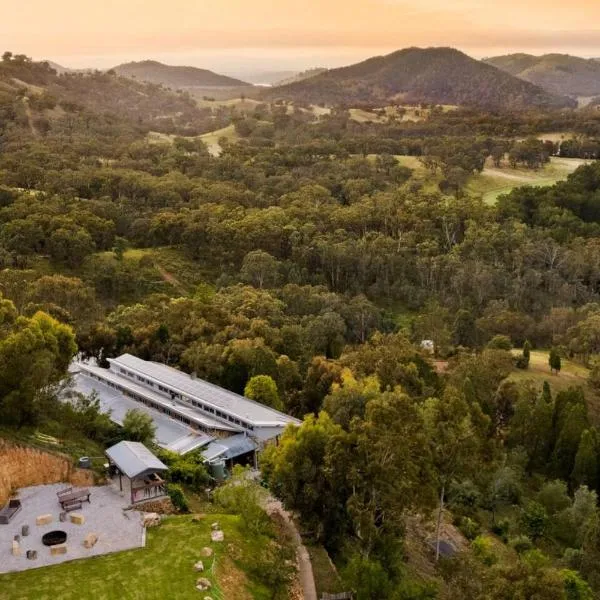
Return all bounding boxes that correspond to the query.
[244,375,283,411]
[421,387,480,561]
[552,404,588,481]
[549,347,562,375]
[572,429,600,491]
[122,409,156,446]
[240,250,280,289]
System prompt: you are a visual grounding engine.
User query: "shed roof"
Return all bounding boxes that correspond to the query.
[202,434,257,463]
[105,441,168,479]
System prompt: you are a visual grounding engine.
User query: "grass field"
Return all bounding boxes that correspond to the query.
[466,157,591,205]
[199,124,239,156]
[0,514,273,600]
[508,350,600,422]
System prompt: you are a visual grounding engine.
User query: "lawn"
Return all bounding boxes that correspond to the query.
[0,514,273,600]
[465,157,591,205]
[508,350,600,422]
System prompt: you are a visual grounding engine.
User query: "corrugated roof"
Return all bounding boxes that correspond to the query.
[105,441,168,479]
[110,354,301,427]
[202,434,257,463]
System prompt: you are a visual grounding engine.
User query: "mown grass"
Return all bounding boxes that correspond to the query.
[508,350,600,422]
[0,514,273,600]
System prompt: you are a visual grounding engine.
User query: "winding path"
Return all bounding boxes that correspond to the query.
[264,496,317,600]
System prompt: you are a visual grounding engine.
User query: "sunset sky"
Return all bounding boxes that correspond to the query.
[3,0,600,73]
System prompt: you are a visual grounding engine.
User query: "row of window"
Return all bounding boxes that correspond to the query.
[114,365,256,432]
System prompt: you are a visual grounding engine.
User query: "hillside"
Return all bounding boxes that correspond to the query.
[113,60,249,88]
[0,56,230,136]
[275,67,328,86]
[264,47,576,109]
[485,53,600,97]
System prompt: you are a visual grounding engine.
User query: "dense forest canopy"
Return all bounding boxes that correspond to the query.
[3,51,600,598]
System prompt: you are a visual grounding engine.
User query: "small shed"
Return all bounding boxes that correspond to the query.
[105,441,168,505]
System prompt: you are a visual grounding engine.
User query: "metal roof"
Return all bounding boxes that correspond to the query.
[105,441,168,479]
[76,362,240,433]
[109,354,301,427]
[202,434,257,463]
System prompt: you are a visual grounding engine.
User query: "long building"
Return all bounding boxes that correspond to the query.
[72,353,300,460]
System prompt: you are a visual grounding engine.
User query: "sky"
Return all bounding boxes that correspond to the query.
[3,0,600,75]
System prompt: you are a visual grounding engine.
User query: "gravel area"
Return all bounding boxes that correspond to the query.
[0,483,144,573]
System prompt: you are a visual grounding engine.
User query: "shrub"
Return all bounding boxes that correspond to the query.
[491,518,510,541]
[471,536,497,566]
[521,501,548,540]
[457,516,480,541]
[509,535,534,554]
[487,335,512,351]
[166,483,189,513]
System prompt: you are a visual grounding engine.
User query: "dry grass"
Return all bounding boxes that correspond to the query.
[508,350,600,422]
[0,441,92,505]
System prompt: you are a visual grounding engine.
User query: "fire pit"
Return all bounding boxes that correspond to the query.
[42,530,67,546]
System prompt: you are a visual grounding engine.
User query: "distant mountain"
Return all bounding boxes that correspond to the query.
[264,47,576,109]
[485,53,600,97]
[275,68,328,86]
[113,60,250,89]
[45,61,71,74]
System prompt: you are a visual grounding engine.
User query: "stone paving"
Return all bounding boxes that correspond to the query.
[0,483,145,573]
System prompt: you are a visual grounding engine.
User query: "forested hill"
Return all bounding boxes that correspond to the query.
[113,60,250,88]
[0,55,230,136]
[264,47,576,109]
[485,53,600,97]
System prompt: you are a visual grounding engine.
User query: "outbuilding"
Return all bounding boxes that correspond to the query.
[105,441,168,505]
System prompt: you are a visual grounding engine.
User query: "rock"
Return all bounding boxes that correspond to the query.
[11,540,21,556]
[70,513,85,525]
[200,547,213,557]
[194,560,204,572]
[36,514,52,526]
[50,543,67,555]
[143,512,161,528]
[83,533,98,549]
[210,530,224,542]
[196,577,211,591]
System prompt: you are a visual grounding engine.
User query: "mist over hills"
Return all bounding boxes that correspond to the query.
[263,47,576,109]
[485,53,600,98]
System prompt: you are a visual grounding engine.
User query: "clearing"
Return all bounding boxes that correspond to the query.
[508,350,600,422]
[466,157,591,205]
[0,514,276,600]
[199,124,239,156]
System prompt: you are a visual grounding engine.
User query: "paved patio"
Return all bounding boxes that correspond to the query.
[0,483,145,573]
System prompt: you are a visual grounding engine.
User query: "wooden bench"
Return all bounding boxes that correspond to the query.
[56,487,73,499]
[62,500,82,512]
[58,489,91,509]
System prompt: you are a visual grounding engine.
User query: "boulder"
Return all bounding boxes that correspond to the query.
[70,513,85,525]
[194,560,204,572]
[196,578,211,591]
[210,530,224,542]
[36,514,52,526]
[200,547,213,557]
[83,533,98,549]
[50,543,67,555]
[143,512,161,528]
